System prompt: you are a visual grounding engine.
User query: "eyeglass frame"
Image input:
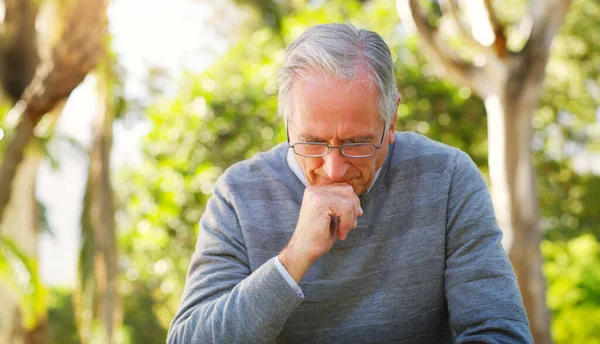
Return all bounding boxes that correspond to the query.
[286,119,387,158]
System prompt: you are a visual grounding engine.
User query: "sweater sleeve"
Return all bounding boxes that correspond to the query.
[167,177,304,344]
[444,150,534,343]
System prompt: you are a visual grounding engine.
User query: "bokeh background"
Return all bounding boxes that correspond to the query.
[0,0,598,343]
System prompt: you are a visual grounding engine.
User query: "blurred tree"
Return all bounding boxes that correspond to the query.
[0,0,108,342]
[0,106,60,344]
[47,288,80,344]
[397,0,573,341]
[0,1,43,340]
[116,24,287,335]
[75,50,122,344]
[0,0,108,224]
[534,0,600,243]
[233,0,291,32]
[0,0,39,102]
[121,282,168,343]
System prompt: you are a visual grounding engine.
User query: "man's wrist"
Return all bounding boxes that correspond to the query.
[278,247,312,284]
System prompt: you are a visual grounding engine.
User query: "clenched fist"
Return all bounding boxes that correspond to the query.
[278,183,363,283]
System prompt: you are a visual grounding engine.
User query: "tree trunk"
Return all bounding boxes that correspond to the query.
[0,112,36,226]
[0,0,39,101]
[76,73,120,344]
[485,88,551,343]
[0,151,45,344]
[90,73,119,344]
[0,0,107,227]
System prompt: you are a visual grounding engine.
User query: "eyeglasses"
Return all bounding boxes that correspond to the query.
[287,122,387,158]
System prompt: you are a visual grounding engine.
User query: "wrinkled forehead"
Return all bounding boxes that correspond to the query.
[288,70,379,125]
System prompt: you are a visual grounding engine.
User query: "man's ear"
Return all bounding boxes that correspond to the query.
[388,115,397,144]
[388,94,401,144]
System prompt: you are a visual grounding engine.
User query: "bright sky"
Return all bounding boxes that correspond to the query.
[37,0,227,286]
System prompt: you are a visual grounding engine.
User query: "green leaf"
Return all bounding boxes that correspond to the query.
[0,237,47,329]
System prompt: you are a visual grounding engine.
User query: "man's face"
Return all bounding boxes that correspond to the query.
[287,70,397,196]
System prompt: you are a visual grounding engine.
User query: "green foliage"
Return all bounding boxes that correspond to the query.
[538,162,600,241]
[116,22,286,332]
[0,99,14,161]
[543,235,600,343]
[535,0,600,241]
[47,288,81,344]
[0,237,47,329]
[122,282,168,344]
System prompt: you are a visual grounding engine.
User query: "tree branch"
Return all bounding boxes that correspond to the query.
[519,0,571,82]
[397,0,486,94]
[482,0,508,56]
[0,0,40,100]
[0,0,108,227]
[439,0,488,53]
[526,0,572,52]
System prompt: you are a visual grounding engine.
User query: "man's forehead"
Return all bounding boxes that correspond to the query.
[289,79,379,119]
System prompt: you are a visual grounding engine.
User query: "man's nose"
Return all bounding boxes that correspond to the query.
[322,148,349,181]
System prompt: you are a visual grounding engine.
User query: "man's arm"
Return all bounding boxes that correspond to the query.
[167,178,303,344]
[444,150,534,343]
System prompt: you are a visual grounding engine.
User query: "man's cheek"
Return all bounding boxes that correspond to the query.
[306,161,322,174]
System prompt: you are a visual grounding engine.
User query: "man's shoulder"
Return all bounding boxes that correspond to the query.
[217,142,290,188]
[391,131,459,167]
[388,131,479,180]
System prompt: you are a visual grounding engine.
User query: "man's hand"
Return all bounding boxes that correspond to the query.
[278,184,363,283]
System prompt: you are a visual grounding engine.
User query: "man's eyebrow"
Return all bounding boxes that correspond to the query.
[299,133,325,141]
[341,133,376,142]
[299,133,376,142]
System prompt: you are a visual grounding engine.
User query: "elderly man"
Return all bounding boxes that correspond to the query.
[168,23,533,343]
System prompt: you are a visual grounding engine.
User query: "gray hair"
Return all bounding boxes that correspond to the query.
[278,23,398,125]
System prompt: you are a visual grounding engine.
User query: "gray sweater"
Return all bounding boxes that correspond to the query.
[168,132,533,343]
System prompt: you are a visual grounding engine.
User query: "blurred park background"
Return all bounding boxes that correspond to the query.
[0,0,598,343]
